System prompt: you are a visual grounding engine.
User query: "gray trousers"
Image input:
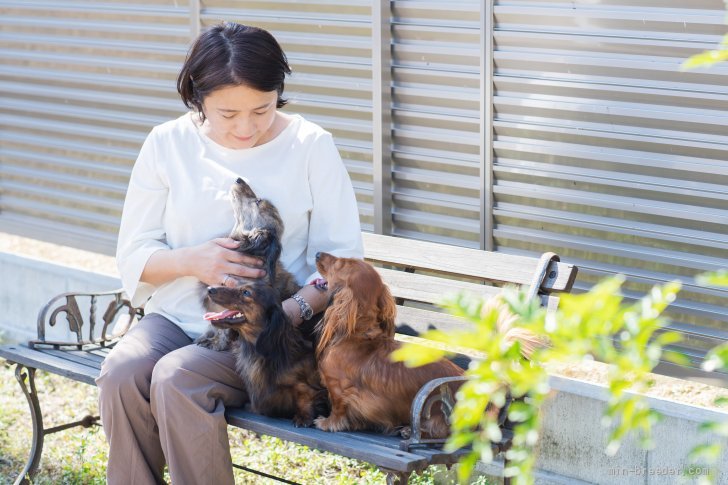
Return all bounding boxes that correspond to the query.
[96,313,248,485]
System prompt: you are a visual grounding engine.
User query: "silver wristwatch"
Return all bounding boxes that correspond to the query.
[291,293,313,321]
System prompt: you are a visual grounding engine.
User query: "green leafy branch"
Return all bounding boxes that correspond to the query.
[392,276,683,484]
[687,270,728,485]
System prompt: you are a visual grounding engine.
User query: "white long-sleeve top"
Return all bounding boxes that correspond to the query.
[116,112,363,337]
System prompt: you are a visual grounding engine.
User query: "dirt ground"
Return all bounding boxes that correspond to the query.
[2,231,727,412]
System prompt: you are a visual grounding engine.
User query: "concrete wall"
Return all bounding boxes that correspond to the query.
[533,376,728,484]
[0,252,120,343]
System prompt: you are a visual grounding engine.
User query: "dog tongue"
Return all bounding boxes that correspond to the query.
[203,309,238,321]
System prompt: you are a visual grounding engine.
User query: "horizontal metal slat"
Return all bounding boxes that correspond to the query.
[0,81,180,112]
[493,51,728,88]
[2,1,189,17]
[494,181,728,225]
[493,162,728,203]
[0,66,174,95]
[3,181,123,214]
[494,5,726,35]
[0,49,181,74]
[493,137,728,176]
[493,225,727,272]
[0,131,137,161]
[494,75,728,111]
[1,16,189,37]
[1,197,121,233]
[2,166,127,197]
[494,97,728,141]
[493,120,727,159]
[2,148,130,179]
[494,203,728,250]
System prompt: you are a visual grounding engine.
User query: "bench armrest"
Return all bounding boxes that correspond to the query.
[30,289,143,349]
[401,376,512,452]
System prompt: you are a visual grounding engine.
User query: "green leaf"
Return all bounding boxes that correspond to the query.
[389,343,446,367]
[662,350,691,366]
[655,331,682,346]
[508,401,533,423]
[681,50,728,70]
[456,451,478,484]
[697,270,728,287]
[703,343,728,372]
[444,431,476,452]
[689,443,722,463]
[698,420,728,436]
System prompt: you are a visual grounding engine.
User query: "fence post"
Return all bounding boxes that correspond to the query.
[190,0,201,41]
[481,0,495,251]
[372,0,393,235]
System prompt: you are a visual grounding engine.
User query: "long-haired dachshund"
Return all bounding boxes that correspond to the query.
[204,281,328,426]
[197,177,301,351]
[313,252,464,438]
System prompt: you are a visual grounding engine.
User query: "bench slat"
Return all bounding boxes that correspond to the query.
[377,267,506,304]
[41,348,105,370]
[379,267,559,310]
[0,344,99,385]
[225,409,430,473]
[363,232,577,293]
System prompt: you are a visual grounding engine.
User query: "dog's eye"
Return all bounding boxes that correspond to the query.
[255,198,261,205]
[242,289,252,297]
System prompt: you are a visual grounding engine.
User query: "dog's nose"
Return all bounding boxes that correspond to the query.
[235,177,244,185]
[207,286,217,295]
[315,252,322,262]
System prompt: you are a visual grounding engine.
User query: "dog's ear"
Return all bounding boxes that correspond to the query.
[262,234,282,282]
[317,287,358,354]
[377,284,397,337]
[255,302,290,372]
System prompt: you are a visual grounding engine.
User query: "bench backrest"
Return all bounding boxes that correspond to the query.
[362,233,578,363]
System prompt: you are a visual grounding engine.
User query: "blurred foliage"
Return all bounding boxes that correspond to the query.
[392,275,684,484]
[689,270,728,485]
[681,1,728,69]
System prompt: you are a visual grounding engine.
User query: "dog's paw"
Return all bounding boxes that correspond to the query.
[195,328,233,351]
[292,414,314,428]
[195,335,216,349]
[314,415,348,432]
[399,426,412,439]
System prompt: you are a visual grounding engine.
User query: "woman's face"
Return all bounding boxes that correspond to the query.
[201,84,279,149]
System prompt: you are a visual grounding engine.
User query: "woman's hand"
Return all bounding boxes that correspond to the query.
[140,237,266,288]
[185,237,266,287]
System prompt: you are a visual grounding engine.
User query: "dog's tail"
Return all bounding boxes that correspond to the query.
[481,295,550,360]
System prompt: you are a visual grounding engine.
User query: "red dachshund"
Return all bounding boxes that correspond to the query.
[313,252,464,437]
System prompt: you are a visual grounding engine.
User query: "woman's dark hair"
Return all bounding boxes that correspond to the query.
[177,22,292,121]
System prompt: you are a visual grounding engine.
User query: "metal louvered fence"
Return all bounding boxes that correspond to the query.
[1,0,727,377]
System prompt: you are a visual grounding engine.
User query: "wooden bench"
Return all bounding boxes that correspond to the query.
[0,232,578,484]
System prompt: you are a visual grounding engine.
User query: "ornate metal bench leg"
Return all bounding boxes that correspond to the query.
[385,470,411,484]
[13,364,44,485]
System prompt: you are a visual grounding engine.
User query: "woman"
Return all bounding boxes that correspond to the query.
[97,22,363,484]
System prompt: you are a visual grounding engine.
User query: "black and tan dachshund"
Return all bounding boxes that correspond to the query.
[204,281,328,427]
[197,177,301,351]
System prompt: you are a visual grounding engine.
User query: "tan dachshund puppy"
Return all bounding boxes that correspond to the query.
[313,253,464,438]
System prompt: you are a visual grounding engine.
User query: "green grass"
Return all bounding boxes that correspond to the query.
[0,363,495,484]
